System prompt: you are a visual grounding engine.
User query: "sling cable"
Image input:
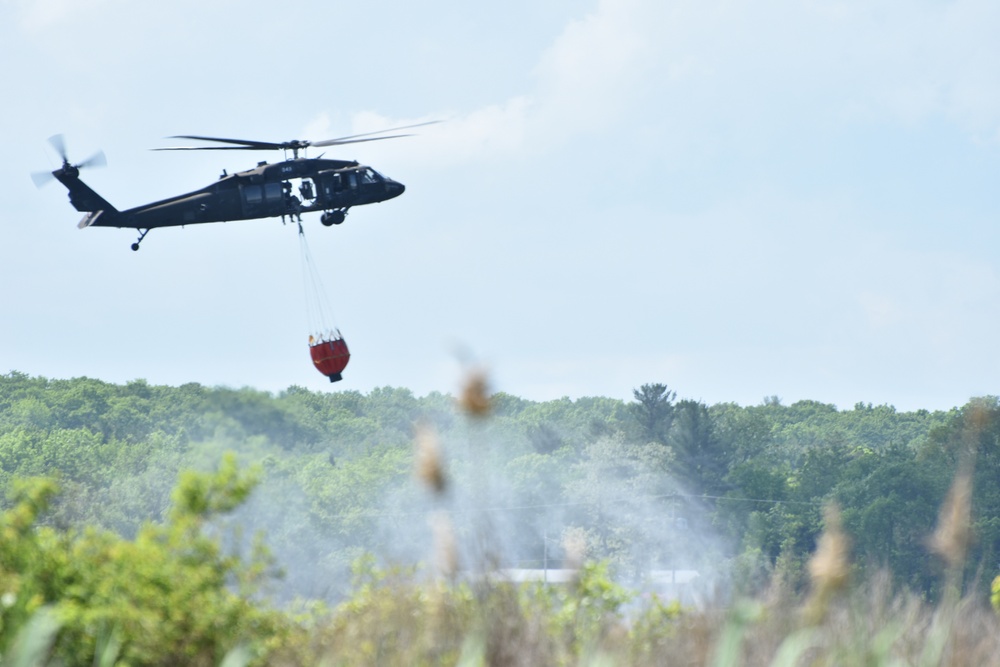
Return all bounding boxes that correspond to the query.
[299,223,350,382]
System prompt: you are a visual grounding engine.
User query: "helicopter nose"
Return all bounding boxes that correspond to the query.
[386,179,405,199]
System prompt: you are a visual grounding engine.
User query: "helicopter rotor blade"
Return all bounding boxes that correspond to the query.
[312,120,442,145]
[31,170,55,188]
[78,150,107,169]
[154,121,442,153]
[162,135,285,150]
[311,133,416,148]
[48,134,68,162]
[152,145,272,151]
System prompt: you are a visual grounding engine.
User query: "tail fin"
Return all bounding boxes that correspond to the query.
[53,168,118,215]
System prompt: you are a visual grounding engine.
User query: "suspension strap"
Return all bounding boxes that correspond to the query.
[298,224,339,342]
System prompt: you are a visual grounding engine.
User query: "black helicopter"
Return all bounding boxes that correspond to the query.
[33,123,436,250]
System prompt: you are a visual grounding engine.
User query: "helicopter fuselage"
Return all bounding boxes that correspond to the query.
[64,157,405,234]
[40,123,432,249]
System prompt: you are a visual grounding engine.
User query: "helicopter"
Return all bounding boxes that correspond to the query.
[33,123,436,251]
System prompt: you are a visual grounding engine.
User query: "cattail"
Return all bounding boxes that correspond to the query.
[804,503,851,624]
[929,469,973,571]
[562,529,588,571]
[431,511,459,578]
[414,422,447,495]
[458,367,492,417]
[967,401,990,434]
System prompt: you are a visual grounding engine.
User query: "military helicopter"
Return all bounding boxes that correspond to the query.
[33,123,436,250]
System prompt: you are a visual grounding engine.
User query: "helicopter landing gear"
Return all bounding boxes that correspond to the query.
[320,209,346,227]
[131,228,151,251]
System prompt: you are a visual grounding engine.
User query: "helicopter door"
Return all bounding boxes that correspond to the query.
[242,182,284,217]
[339,171,360,205]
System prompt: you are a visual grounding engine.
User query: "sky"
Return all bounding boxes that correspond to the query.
[2,0,1000,412]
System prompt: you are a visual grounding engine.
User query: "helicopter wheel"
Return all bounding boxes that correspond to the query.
[131,228,150,251]
[321,210,346,227]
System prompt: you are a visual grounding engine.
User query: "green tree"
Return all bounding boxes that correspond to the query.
[836,446,949,594]
[629,383,675,445]
[668,399,731,497]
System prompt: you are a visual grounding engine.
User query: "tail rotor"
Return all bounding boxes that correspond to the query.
[32,134,106,187]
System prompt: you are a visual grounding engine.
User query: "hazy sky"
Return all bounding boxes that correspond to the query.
[3,0,999,411]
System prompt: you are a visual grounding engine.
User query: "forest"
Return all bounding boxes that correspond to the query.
[1,370,999,665]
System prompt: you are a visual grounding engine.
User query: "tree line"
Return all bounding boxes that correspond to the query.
[0,371,997,601]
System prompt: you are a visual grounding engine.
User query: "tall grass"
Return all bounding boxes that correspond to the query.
[260,560,1000,666]
[267,372,1000,666]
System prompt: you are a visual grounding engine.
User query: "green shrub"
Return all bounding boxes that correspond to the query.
[0,453,295,666]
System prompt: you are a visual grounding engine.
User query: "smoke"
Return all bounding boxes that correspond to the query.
[213,377,730,607]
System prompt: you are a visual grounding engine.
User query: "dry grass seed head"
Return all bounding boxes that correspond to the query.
[929,469,973,571]
[414,422,447,495]
[458,368,492,417]
[804,503,851,624]
[431,511,459,579]
[809,503,851,593]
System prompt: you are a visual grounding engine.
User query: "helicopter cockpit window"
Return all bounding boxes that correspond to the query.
[359,168,380,184]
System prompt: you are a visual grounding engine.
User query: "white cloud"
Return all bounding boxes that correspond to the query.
[356,101,531,163]
[340,0,1000,174]
[13,0,118,32]
[529,0,655,137]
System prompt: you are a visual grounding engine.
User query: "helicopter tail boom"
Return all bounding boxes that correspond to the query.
[54,170,119,216]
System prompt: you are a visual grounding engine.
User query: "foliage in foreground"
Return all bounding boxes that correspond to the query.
[0,454,298,666]
[3,372,1000,664]
[276,469,1000,667]
[285,558,648,666]
[0,458,999,665]
[295,573,1000,667]
[6,371,1000,603]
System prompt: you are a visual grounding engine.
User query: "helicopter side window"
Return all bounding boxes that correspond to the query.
[263,183,282,201]
[243,185,263,204]
[347,172,358,189]
[360,168,379,184]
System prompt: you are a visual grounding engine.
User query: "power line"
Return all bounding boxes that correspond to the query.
[310,491,821,522]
